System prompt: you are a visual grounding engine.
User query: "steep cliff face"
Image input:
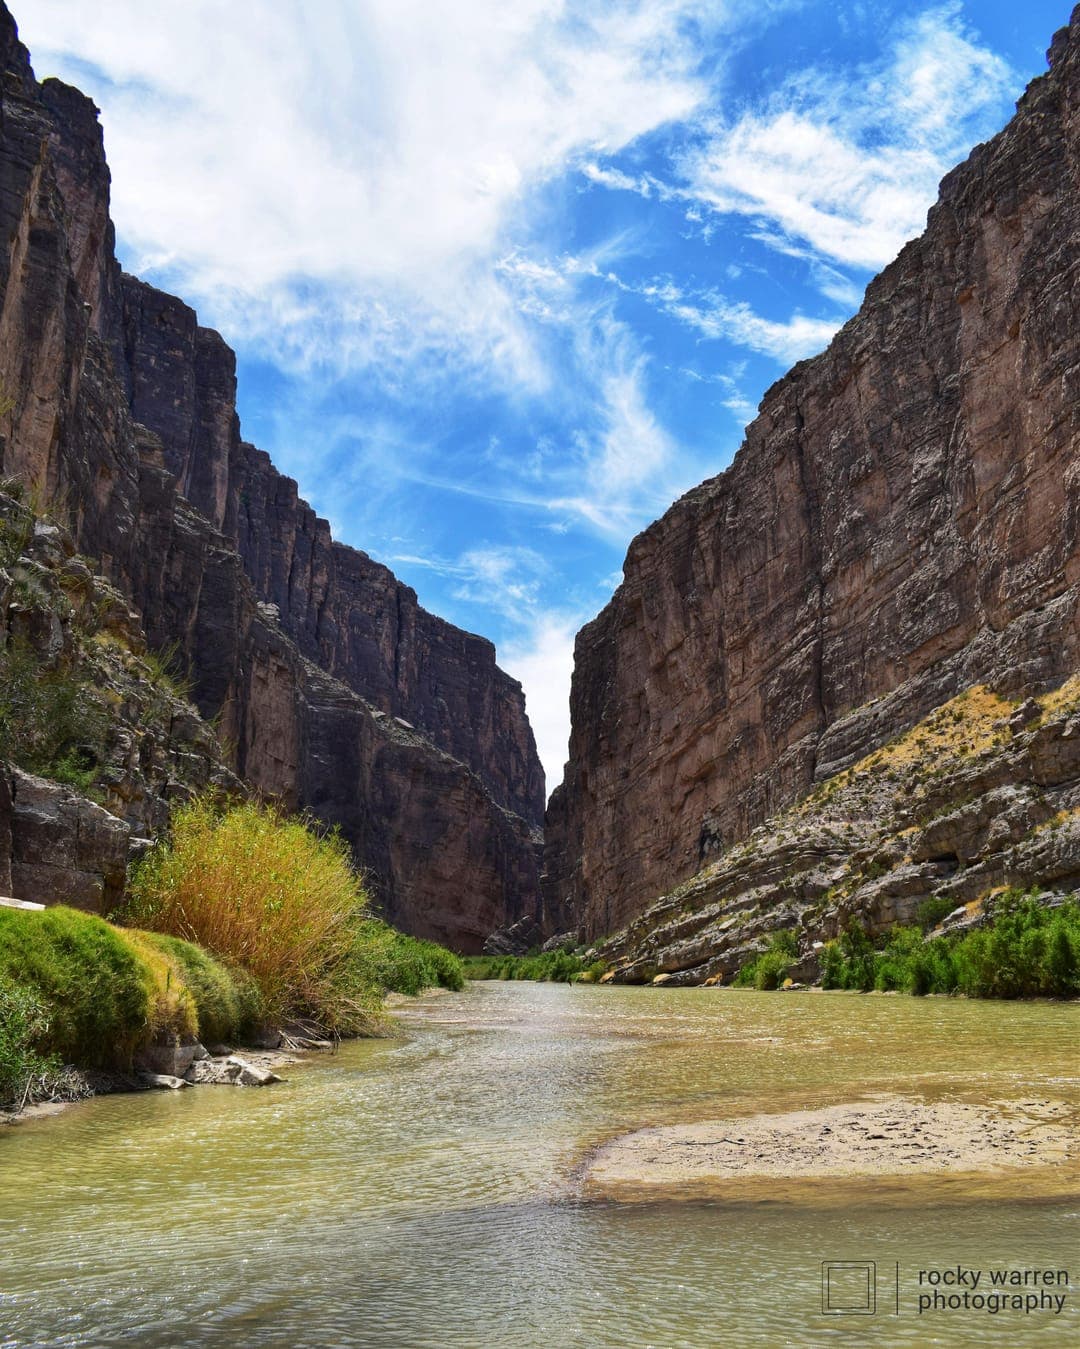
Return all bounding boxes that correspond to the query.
[547,9,1080,942]
[0,4,542,948]
[117,276,544,827]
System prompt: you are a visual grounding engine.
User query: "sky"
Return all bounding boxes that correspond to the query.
[16,0,1072,795]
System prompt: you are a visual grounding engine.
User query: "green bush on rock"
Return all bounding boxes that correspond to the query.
[0,906,153,1068]
[818,892,1080,999]
[0,906,260,1087]
[136,931,264,1046]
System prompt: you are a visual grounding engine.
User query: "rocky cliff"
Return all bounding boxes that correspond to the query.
[0,4,543,948]
[547,8,1080,946]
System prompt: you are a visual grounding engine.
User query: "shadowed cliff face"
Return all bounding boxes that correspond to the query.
[0,3,542,949]
[546,8,1080,942]
[116,275,545,829]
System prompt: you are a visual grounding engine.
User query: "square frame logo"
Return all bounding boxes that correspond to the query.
[821,1261,876,1315]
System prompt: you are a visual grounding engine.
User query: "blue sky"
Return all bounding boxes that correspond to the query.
[18,0,1071,793]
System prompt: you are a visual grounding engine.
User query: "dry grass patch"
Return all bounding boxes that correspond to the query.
[123,797,369,1031]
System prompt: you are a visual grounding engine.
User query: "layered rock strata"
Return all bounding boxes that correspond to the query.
[547,8,1080,942]
[594,679,1080,983]
[0,4,542,947]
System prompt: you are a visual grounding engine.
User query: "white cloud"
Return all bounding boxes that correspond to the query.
[667,293,842,363]
[18,0,713,387]
[600,267,843,364]
[673,5,1015,270]
[500,614,581,791]
[391,545,551,622]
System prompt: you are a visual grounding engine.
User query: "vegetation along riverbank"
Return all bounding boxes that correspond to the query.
[0,797,462,1118]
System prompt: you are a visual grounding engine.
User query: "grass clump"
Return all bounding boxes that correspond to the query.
[462,950,601,982]
[0,905,282,1091]
[819,891,1080,999]
[733,929,798,990]
[0,906,152,1068]
[124,797,368,1031]
[135,931,263,1045]
[123,796,462,1033]
[0,973,61,1111]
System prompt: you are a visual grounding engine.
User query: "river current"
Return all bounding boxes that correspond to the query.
[1,982,1077,1347]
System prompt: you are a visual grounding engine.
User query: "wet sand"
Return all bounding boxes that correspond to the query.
[587,1096,1078,1194]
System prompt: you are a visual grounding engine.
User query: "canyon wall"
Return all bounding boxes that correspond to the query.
[547,8,1080,942]
[0,4,542,948]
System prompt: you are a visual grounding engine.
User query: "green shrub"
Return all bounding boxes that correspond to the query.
[950,893,1080,998]
[461,950,596,982]
[0,639,107,784]
[344,920,464,998]
[136,931,263,1044]
[915,895,955,932]
[837,921,877,992]
[820,940,844,989]
[124,797,370,1031]
[814,894,1079,1000]
[0,973,60,1110]
[734,929,799,989]
[0,907,153,1068]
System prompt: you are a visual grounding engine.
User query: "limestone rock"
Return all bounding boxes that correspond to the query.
[483,914,543,956]
[138,1073,189,1091]
[8,770,128,911]
[135,1043,200,1078]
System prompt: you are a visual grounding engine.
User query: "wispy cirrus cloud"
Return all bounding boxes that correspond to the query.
[673,5,1015,272]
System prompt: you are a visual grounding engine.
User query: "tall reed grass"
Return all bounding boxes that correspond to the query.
[124,798,371,1031]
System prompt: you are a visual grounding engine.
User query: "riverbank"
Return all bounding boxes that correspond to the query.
[0,1041,303,1125]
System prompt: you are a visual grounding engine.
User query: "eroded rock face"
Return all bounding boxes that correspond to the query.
[592,680,1080,984]
[548,8,1080,942]
[7,770,128,912]
[116,275,544,828]
[0,3,542,946]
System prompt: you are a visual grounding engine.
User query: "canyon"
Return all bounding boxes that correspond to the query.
[1,0,1078,970]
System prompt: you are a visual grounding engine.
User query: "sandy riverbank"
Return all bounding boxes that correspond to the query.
[586,1096,1078,1197]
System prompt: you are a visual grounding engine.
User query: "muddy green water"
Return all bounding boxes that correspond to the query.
[1,983,1078,1347]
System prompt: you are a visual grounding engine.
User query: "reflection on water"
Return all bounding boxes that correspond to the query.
[0,984,1077,1346]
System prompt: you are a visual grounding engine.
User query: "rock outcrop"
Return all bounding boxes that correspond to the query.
[0,4,543,947]
[547,8,1080,945]
[0,485,240,909]
[118,275,544,829]
[594,679,1080,984]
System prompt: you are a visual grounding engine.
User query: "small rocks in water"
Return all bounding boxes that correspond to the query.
[185,1055,283,1087]
[229,1056,282,1087]
[138,1072,190,1091]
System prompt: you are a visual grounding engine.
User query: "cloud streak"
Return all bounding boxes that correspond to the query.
[673,5,1015,271]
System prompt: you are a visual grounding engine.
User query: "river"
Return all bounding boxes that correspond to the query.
[1,982,1077,1347]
